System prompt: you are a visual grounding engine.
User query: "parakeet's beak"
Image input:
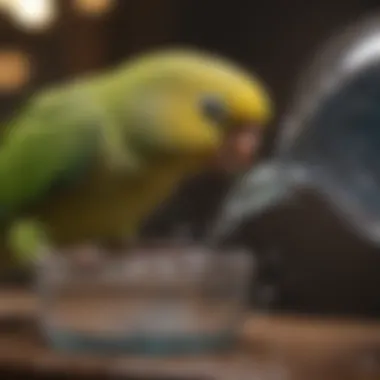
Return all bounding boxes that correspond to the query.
[214,124,262,173]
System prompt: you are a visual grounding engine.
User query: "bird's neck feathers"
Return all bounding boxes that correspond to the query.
[83,66,213,176]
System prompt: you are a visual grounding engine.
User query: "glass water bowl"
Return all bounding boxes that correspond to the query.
[36,241,254,355]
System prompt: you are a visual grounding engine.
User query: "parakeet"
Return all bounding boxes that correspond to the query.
[0,48,272,266]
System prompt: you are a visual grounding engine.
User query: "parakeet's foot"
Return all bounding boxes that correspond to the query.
[7,219,50,265]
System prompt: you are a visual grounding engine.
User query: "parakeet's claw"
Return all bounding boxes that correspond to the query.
[8,219,50,265]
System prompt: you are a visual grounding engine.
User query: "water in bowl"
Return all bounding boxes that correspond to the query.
[36,243,254,355]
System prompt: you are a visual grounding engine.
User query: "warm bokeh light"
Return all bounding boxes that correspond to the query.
[0,50,31,92]
[5,0,57,32]
[73,0,116,16]
[0,0,8,10]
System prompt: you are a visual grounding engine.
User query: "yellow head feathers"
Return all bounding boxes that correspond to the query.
[112,48,273,156]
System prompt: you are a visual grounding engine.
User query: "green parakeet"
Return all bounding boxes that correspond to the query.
[0,48,272,267]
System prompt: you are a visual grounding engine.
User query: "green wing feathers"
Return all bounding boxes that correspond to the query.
[0,90,101,218]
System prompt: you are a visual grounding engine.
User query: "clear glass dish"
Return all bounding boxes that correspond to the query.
[35,240,254,355]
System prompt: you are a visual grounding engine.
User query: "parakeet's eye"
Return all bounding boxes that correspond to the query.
[200,95,228,124]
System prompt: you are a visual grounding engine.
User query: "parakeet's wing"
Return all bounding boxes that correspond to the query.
[0,91,102,217]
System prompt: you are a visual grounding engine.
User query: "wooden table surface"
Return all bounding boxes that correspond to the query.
[1,289,380,380]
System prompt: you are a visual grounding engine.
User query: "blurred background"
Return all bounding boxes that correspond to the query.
[2,0,380,317]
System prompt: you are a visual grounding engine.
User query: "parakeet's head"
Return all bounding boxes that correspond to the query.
[112,48,273,172]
